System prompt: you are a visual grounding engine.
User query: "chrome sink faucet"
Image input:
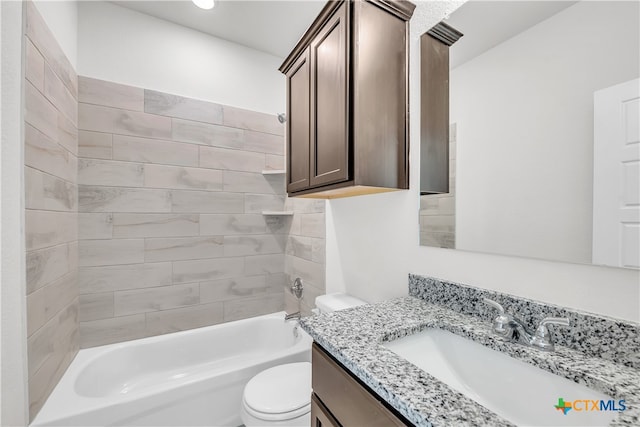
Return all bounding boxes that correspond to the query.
[483,298,569,351]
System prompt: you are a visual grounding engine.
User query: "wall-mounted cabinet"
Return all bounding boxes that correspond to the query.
[280,0,415,199]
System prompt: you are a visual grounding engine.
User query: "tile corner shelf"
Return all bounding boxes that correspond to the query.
[261,211,294,216]
[262,170,286,175]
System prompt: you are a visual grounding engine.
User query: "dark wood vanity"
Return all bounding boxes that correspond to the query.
[311,343,410,426]
[279,0,415,199]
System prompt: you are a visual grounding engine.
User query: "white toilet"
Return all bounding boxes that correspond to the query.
[240,293,366,427]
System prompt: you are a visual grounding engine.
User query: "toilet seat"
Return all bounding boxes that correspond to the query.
[242,362,311,421]
[242,397,310,422]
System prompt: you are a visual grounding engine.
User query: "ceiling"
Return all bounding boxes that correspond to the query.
[446,0,577,69]
[111,0,325,58]
[111,1,577,63]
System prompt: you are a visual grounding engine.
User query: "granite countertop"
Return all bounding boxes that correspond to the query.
[300,297,640,427]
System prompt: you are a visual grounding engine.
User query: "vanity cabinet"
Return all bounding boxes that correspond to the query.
[311,343,410,426]
[310,394,340,427]
[280,0,415,199]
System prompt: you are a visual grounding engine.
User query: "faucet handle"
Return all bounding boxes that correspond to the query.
[483,298,505,314]
[291,277,303,300]
[483,298,511,336]
[539,317,570,328]
[531,317,570,351]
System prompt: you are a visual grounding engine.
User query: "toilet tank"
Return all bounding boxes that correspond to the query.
[315,293,367,313]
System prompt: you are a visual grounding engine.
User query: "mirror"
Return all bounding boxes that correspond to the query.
[419,0,640,269]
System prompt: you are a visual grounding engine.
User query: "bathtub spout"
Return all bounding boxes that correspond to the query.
[285,311,301,321]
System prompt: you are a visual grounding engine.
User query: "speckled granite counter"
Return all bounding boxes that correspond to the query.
[300,296,640,426]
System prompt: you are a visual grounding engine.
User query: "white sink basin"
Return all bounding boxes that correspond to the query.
[384,328,618,426]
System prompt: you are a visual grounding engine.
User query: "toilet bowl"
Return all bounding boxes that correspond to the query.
[240,293,366,427]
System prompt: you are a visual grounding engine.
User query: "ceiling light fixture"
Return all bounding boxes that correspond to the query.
[192,0,215,10]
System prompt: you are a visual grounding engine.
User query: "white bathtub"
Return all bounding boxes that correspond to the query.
[31,312,312,427]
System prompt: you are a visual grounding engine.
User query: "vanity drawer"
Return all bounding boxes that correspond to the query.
[311,343,408,426]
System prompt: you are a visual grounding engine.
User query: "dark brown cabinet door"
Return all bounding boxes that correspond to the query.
[286,48,311,193]
[311,394,341,427]
[309,2,349,188]
[280,0,414,198]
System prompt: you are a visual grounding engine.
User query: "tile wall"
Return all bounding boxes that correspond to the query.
[284,199,326,316]
[77,76,291,347]
[24,1,79,419]
[419,123,457,248]
[21,6,328,416]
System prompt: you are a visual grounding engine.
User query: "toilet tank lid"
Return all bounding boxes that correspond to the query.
[315,293,367,313]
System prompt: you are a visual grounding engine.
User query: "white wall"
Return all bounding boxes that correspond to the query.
[77,1,285,114]
[451,1,639,265]
[32,0,77,68]
[326,0,640,323]
[1,1,29,425]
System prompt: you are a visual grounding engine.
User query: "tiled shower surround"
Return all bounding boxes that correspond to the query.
[284,198,326,316]
[24,2,79,419]
[77,76,308,347]
[22,2,326,418]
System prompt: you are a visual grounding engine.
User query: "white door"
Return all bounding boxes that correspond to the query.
[593,78,640,268]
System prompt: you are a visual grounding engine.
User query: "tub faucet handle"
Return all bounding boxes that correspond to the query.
[286,278,303,326]
[291,277,303,300]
